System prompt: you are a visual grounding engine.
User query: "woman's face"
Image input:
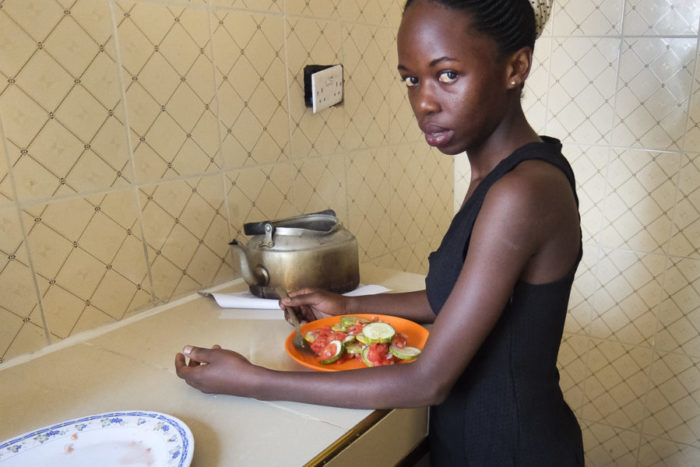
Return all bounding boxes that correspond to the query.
[397,0,511,155]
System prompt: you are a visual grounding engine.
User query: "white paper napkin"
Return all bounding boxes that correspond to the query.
[210,284,391,320]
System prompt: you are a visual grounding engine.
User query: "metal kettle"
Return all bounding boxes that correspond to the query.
[230,210,360,299]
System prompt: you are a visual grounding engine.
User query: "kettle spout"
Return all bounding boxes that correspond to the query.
[229,239,256,285]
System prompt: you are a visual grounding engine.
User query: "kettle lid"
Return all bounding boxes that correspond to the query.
[243,209,338,236]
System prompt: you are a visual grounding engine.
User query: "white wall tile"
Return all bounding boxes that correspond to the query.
[613,38,696,151]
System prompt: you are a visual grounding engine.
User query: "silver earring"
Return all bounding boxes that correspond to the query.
[510,79,517,87]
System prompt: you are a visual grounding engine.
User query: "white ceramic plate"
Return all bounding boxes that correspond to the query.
[0,411,194,467]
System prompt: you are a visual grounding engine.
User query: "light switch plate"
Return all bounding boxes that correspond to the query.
[311,65,343,113]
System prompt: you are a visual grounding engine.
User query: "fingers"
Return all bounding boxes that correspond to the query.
[180,345,220,364]
[283,288,319,306]
[175,345,222,381]
[288,287,317,298]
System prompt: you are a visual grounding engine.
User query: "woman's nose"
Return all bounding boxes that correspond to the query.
[414,83,440,115]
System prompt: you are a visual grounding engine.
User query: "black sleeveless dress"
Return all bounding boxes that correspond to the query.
[425,137,584,466]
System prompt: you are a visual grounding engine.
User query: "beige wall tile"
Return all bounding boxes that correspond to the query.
[0,318,48,363]
[140,175,230,301]
[292,155,348,221]
[389,143,452,252]
[582,339,652,430]
[22,190,149,339]
[590,249,666,346]
[548,37,620,145]
[373,241,430,276]
[211,0,283,12]
[669,153,700,258]
[624,0,700,36]
[598,149,681,254]
[286,0,341,18]
[552,0,624,36]
[0,205,46,361]
[285,17,345,160]
[338,0,392,26]
[582,421,641,466]
[0,0,127,201]
[117,1,221,182]
[341,23,393,151]
[346,148,392,262]
[643,351,700,445]
[613,37,695,151]
[212,9,288,168]
[685,48,700,152]
[226,164,296,242]
[638,435,700,466]
[655,257,700,356]
[0,121,11,204]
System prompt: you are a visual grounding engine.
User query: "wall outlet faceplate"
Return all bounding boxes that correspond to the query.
[310,64,343,113]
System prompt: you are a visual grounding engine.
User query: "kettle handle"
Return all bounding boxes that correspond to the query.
[242,209,336,236]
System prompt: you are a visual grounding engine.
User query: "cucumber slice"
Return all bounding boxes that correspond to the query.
[389,345,422,361]
[356,333,369,345]
[360,346,375,367]
[339,316,358,327]
[345,341,364,355]
[319,340,344,364]
[362,322,395,343]
[360,345,394,367]
[331,323,346,332]
[343,334,357,344]
[304,330,320,343]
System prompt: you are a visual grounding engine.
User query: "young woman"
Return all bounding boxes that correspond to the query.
[175,0,584,464]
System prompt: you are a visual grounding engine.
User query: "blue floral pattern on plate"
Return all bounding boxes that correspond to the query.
[0,411,193,466]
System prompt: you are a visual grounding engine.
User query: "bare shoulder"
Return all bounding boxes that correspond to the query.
[475,159,580,283]
[484,159,576,219]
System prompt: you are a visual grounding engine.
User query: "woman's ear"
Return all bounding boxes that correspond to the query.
[505,46,533,90]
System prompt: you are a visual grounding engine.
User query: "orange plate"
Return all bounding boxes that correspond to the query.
[285,314,429,372]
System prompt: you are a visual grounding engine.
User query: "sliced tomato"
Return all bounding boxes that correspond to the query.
[367,343,391,366]
[391,332,407,349]
[330,330,347,342]
[347,323,365,335]
[319,341,341,361]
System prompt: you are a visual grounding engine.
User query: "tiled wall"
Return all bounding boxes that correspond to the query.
[0,0,453,362]
[2,0,700,464]
[487,0,699,464]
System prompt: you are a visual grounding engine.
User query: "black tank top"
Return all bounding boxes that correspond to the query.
[425,137,584,466]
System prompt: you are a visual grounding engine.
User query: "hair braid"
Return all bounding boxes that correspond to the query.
[403,0,537,57]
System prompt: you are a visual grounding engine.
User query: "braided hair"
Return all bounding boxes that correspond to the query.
[403,0,537,58]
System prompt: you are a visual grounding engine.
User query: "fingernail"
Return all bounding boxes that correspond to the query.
[183,345,192,355]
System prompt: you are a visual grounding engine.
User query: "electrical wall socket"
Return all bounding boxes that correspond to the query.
[311,65,343,113]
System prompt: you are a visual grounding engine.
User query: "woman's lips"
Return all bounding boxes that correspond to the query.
[421,124,454,147]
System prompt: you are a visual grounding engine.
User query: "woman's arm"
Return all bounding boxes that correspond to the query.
[176,165,579,409]
[283,288,436,324]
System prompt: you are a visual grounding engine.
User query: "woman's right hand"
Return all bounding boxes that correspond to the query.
[280,288,348,322]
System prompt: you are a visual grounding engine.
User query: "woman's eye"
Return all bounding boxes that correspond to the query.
[438,71,457,83]
[402,76,419,87]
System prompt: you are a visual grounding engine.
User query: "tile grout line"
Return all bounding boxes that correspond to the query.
[0,278,241,371]
[107,0,158,306]
[0,99,53,351]
[206,2,238,249]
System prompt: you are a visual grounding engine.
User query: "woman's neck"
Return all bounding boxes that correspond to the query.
[465,105,539,180]
[459,105,540,209]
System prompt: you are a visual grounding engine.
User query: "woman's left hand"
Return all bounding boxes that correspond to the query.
[175,345,258,395]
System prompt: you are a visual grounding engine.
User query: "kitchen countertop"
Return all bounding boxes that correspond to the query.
[0,264,429,466]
